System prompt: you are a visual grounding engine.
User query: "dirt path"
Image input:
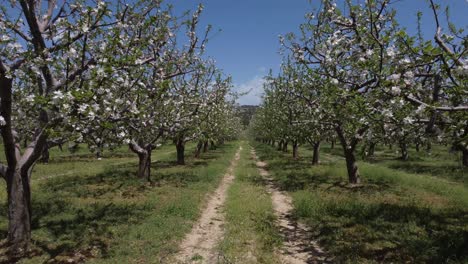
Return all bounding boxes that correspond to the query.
[251,148,331,264]
[174,146,242,263]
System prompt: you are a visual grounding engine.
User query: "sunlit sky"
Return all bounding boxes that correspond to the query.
[167,0,468,105]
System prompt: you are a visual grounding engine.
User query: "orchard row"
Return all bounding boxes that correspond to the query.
[250,0,467,184]
[0,0,240,251]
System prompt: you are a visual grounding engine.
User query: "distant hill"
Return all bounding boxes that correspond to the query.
[237,105,259,128]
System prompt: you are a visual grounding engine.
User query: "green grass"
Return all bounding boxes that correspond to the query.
[253,141,468,264]
[322,143,467,186]
[0,142,239,263]
[219,142,281,263]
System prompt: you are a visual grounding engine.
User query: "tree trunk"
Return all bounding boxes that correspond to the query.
[1,76,36,250]
[463,147,468,167]
[130,142,152,182]
[292,141,299,159]
[277,140,283,151]
[39,143,50,163]
[176,139,185,165]
[415,141,420,152]
[344,149,360,184]
[137,152,150,180]
[368,142,376,157]
[399,142,409,161]
[282,141,288,152]
[6,168,32,252]
[426,142,432,154]
[336,126,361,184]
[331,140,335,149]
[203,141,209,153]
[312,141,320,165]
[194,141,203,158]
[210,140,216,150]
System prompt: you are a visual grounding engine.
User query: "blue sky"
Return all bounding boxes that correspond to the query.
[168,0,467,105]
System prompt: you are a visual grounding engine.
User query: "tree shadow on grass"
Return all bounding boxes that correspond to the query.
[386,162,467,184]
[1,145,233,263]
[47,152,135,164]
[310,202,468,263]
[31,201,150,259]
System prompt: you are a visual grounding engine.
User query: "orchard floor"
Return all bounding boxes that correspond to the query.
[0,141,467,263]
[0,142,241,263]
[253,141,468,263]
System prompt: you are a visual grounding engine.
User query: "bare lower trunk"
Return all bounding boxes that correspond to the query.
[7,168,32,251]
[331,140,335,149]
[312,141,320,165]
[463,148,468,167]
[426,142,432,154]
[292,141,299,159]
[399,142,409,161]
[210,140,216,150]
[39,144,50,163]
[336,126,361,184]
[368,142,376,157]
[277,140,283,151]
[194,141,203,158]
[344,150,360,184]
[282,141,288,152]
[1,76,39,250]
[130,142,153,182]
[415,141,420,152]
[176,139,185,165]
[137,152,151,180]
[203,141,209,153]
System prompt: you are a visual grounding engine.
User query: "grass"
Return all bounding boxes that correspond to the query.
[0,141,239,263]
[219,142,281,263]
[253,141,468,264]
[322,143,467,186]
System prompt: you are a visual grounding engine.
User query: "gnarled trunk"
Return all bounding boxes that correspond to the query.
[7,168,32,252]
[453,144,468,167]
[426,142,432,154]
[210,140,216,150]
[137,152,150,180]
[176,139,185,165]
[312,141,320,165]
[292,141,299,159]
[344,149,360,184]
[203,141,209,153]
[282,141,288,152]
[463,147,468,167]
[277,140,283,151]
[399,141,409,161]
[130,142,153,181]
[194,141,203,158]
[368,142,376,157]
[1,76,44,250]
[39,143,50,163]
[336,126,361,184]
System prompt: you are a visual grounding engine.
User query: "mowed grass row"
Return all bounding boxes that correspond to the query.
[219,142,281,263]
[0,142,239,263]
[253,142,468,263]
[321,143,467,187]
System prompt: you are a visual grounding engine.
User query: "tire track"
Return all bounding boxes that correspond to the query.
[251,148,331,264]
[175,146,242,263]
